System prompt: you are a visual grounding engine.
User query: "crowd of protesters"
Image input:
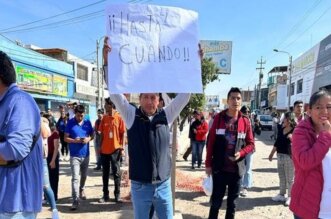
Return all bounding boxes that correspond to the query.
[1,37,331,219]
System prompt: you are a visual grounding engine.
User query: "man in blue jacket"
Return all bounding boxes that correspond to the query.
[0,51,43,218]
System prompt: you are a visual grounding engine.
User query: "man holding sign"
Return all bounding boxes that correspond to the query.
[106,4,202,218]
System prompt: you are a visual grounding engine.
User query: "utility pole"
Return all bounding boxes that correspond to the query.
[288,55,293,110]
[256,57,266,111]
[96,40,101,110]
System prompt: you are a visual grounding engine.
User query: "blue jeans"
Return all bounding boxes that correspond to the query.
[0,212,37,219]
[242,152,253,188]
[131,178,173,219]
[191,140,205,167]
[43,159,57,210]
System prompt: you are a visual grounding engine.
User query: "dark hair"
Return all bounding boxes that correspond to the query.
[105,97,116,109]
[284,111,297,128]
[74,105,85,114]
[293,100,303,107]
[0,51,16,86]
[309,90,331,109]
[97,109,104,114]
[227,87,241,99]
[240,105,250,114]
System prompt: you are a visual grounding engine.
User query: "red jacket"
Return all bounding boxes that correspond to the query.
[290,118,331,219]
[205,110,254,176]
[194,120,209,141]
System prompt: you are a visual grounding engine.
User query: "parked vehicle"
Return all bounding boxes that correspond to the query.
[256,114,273,130]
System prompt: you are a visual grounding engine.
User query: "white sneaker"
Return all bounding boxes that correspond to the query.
[285,197,291,206]
[240,188,248,197]
[271,194,286,202]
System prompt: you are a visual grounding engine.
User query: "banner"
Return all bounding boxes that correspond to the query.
[106,4,202,93]
[200,40,232,74]
[53,75,68,96]
[15,65,52,93]
[206,95,219,106]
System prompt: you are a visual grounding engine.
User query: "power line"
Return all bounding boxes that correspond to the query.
[1,10,103,34]
[274,0,322,49]
[283,5,331,50]
[0,0,106,32]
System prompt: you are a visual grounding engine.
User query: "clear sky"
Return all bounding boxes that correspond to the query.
[1,0,331,101]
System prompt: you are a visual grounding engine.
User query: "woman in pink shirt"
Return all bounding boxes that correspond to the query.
[290,90,331,219]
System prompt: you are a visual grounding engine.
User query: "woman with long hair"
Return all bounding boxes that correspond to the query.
[290,90,331,219]
[269,111,297,206]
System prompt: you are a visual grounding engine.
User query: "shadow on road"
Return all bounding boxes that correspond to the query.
[253,167,278,173]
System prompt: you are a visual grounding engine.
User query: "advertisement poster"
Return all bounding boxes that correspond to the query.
[200,40,232,74]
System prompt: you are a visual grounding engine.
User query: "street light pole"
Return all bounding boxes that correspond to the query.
[273,49,293,111]
[96,36,107,110]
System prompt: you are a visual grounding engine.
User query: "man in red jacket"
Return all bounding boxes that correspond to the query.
[205,87,254,219]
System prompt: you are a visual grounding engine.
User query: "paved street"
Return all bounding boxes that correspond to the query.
[38,128,293,219]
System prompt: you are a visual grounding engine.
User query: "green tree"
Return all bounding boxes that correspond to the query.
[177,57,219,131]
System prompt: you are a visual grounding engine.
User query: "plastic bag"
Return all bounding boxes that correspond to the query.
[202,175,213,196]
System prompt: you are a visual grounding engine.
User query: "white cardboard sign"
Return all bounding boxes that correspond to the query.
[106,4,202,93]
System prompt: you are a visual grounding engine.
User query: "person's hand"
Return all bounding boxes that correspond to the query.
[82,137,90,144]
[319,120,331,133]
[229,152,241,162]
[205,167,212,176]
[0,154,6,165]
[268,153,273,162]
[198,43,204,60]
[74,138,81,143]
[287,133,293,141]
[49,161,56,169]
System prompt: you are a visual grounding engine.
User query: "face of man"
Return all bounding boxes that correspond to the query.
[139,93,159,116]
[294,103,304,116]
[75,112,85,123]
[104,102,113,114]
[227,92,242,113]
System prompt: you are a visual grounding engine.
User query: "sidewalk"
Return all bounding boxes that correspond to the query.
[38,128,292,219]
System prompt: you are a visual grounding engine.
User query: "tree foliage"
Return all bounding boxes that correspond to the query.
[177,57,219,130]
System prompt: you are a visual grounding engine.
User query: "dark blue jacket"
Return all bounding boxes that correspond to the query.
[127,108,170,183]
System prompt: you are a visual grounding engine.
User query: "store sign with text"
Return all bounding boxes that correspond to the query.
[15,65,68,96]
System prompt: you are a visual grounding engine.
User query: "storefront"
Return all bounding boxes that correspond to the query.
[0,35,75,118]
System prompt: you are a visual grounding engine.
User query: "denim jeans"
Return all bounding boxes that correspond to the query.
[241,152,253,188]
[209,171,241,219]
[191,140,205,167]
[43,159,57,210]
[0,212,37,219]
[70,156,90,200]
[101,151,121,198]
[131,178,173,219]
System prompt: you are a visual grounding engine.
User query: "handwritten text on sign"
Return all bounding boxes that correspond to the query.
[106,4,202,93]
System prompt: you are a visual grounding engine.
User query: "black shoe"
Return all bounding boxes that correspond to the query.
[114,194,122,203]
[70,200,79,210]
[79,191,87,200]
[98,196,110,203]
[191,166,195,169]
